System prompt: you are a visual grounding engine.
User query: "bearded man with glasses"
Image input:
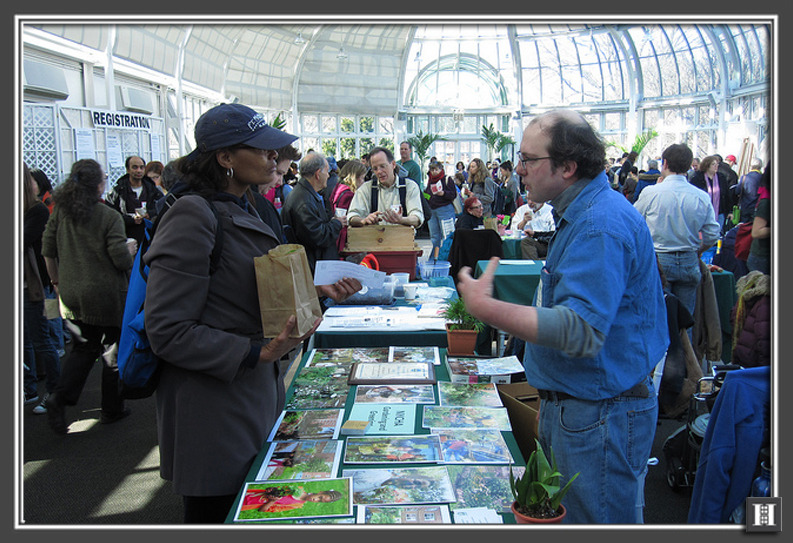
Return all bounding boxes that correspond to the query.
[457,109,668,524]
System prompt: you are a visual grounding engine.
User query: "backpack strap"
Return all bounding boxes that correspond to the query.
[370,177,410,215]
[370,182,379,213]
[140,192,224,276]
[397,177,407,212]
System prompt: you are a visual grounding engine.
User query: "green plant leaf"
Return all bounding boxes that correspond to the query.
[512,439,578,514]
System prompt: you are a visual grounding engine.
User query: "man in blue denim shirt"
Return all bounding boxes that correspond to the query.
[457,110,668,523]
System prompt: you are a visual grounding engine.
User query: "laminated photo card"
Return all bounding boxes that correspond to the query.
[268,409,344,442]
[306,347,390,367]
[435,429,514,464]
[422,406,512,431]
[256,439,343,481]
[233,478,352,522]
[343,435,442,464]
[285,365,351,410]
[437,382,503,408]
[342,466,456,505]
[353,384,436,405]
[357,504,452,524]
[445,355,524,384]
[293,362,352,385]
[446,465,522,513]
[388,346,441,366]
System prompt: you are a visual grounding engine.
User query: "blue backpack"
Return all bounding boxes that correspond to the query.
[117,190,224,399]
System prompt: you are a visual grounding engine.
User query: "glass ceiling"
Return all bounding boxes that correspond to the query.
[24,19,771,118]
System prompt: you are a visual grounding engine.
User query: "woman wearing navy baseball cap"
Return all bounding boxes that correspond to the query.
[144,103,361,523]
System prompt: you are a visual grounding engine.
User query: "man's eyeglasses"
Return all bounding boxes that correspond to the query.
[516,153,552,168]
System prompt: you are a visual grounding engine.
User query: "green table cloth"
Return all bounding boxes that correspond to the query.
[474,259,544,307]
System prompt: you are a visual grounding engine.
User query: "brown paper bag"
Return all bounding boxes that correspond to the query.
[254,244,322,338]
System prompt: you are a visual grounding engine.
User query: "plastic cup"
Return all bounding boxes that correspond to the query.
[403,284,418,300]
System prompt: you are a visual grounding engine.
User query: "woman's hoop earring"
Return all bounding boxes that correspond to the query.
[226,167,234,178]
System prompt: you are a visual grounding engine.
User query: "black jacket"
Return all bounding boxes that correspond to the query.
[281,178,342,272]
[250,190,287,244]
[105,174,164,244]
[690,170,735,218]
[455,212,484,231]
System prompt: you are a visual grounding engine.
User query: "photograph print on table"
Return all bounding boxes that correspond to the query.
[256,439,344,481]
[389,346,441,365]
[343,435,442,464]
[357,504,452,524]
[435,429,514,464]
[306,347,390,367]
[353,384,436,404]
[268,409,344,442]
[233,478,353,522]
[437,382,503,407]
[342,466,456,505]
[447,465,522,513]
[422,406,512,431]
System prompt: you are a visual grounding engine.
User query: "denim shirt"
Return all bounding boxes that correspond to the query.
[524,172,669,400]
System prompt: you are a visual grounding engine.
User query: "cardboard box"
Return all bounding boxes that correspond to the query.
[345,224,416,252]
[497,382,540,462]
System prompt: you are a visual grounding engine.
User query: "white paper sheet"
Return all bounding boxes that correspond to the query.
[313,260,387,287]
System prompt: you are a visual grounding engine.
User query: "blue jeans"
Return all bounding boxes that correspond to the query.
[427,203,456,258]
[656,251,701,318]
[44,285,66,351]
[747,252,770,275]
[538,375,658,524]
[23,288,61,396]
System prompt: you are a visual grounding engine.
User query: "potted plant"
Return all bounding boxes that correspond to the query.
[441,295,485,356]
[509,439,579,524]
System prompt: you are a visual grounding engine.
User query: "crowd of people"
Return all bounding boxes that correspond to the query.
[23,102,772,525]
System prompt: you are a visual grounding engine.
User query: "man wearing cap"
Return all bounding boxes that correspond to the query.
[281,151,345,273]
[346,146,424,228]
[143,103,361,524]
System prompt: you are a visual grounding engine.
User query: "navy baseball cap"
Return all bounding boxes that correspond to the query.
[191,103,298,156]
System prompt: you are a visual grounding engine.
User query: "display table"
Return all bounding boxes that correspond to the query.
[225,347,526,524]
[311,298,450,350]
[474,259,543,307]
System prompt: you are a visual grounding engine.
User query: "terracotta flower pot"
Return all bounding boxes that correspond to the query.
[445,325,479,356]
[511,502,567,524]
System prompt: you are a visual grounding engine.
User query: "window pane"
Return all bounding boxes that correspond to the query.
[360,116,375,133]
[340,117,355,133]
[321,115,336,133]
